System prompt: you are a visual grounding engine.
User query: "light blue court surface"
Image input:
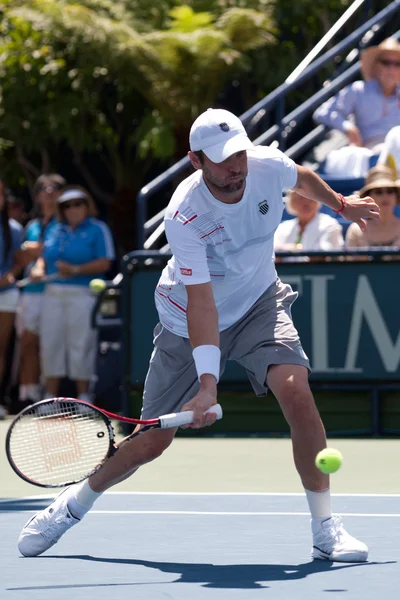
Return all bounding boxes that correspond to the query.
[0,493,399,600]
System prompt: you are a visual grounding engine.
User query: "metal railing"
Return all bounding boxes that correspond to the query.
[136,0,400,248]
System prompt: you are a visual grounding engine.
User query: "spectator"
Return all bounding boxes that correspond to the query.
[274,190,344,260]
[37,185,115,402]
[346,164,400,248]
[313,38,400,176]
[0,181,24,418]
[16,174,65,409]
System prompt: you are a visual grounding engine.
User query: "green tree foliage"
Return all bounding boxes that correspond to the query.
[0,1,275,243]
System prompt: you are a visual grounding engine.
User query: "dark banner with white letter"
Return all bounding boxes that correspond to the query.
[122,256,400,386]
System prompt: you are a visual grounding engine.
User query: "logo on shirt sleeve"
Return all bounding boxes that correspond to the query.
[180,268,192,276]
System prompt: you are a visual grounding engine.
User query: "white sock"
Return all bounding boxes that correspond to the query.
[67,479,102,519]
[305,488,332,521]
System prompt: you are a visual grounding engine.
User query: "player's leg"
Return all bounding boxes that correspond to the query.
[18,323,201,556]
[267,363,368,562]
[266,363,327,492]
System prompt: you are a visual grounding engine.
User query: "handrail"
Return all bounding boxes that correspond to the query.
[136,0,400,248]
[253,62,361,146]
[285,0,366,85]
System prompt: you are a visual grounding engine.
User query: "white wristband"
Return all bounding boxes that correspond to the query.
[192,345,221,383]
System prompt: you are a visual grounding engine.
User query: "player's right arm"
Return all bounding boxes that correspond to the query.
[184,281,219,427]
[165,217,220,428]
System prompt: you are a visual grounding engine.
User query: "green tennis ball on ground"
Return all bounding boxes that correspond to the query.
[89,278,106,293]
[315,448,343,474]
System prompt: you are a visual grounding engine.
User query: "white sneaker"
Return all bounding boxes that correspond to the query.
[312,515,368,562]
[18,490,80,557]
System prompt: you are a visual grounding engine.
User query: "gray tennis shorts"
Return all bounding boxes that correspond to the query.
[141,278,310,419]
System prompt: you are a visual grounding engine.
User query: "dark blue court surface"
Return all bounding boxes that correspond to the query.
[0,493,399,600]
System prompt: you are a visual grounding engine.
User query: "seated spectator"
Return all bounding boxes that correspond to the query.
[36,185,115,402]
[0,181,24,418]
[274,190,344,260]
[313,38,400,176]
[16,174,65,409]
[346,164,400,248]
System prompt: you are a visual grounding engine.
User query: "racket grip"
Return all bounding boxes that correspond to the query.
[159,404,223,429]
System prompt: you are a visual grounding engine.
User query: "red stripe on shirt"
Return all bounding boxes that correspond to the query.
[200,226,224,239]
[183,214,197,225]
[156,290,187,313]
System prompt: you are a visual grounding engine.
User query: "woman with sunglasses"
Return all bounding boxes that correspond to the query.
[0,181,24,418]
[313,38,400,178]
[346,165,400,248]
[15,174,65,410]
[36,185,115,402]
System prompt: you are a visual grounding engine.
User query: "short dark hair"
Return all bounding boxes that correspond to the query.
[193,150,205,164]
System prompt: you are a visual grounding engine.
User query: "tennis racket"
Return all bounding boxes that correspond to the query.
[6,397,223,489]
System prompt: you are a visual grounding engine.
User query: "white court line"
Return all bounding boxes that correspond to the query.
[106,491,400,498]
[1,491,400,503]
[89,510,400,517]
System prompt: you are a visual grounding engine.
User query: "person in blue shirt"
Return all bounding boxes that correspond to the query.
[0,180,24,418]
[314,38,400,150]
[313,38,400,177]
[35,185,115,402]
[16,174,65,409]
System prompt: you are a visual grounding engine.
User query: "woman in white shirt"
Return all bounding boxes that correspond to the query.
[274,190,344,258]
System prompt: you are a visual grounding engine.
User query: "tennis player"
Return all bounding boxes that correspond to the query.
[18,109,380,562]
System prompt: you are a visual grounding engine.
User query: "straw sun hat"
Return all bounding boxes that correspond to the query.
[360,37,400,81]
[358,165,400,201]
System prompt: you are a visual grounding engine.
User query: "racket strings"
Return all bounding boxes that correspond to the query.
[8,400,112,487]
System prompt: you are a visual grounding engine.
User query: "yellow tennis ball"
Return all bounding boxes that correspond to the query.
[89,278,106,293]
[315,448,343,474]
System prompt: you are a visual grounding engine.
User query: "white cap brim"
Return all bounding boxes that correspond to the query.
[58,189,88,204]
[202,133,254,164]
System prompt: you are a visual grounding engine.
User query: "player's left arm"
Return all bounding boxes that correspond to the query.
[293,165,380,232]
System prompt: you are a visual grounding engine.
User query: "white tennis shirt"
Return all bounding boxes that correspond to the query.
[155,146,298,337]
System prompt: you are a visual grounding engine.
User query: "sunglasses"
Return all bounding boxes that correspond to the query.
[38,183,62,193]
[61,199,86,210]
[378,59,400,68]
[370,187,397,196]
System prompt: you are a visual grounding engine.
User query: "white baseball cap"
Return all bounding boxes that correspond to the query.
[189,108,254,163]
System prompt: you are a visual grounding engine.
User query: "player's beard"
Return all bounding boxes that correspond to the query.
[202,168,247,195]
